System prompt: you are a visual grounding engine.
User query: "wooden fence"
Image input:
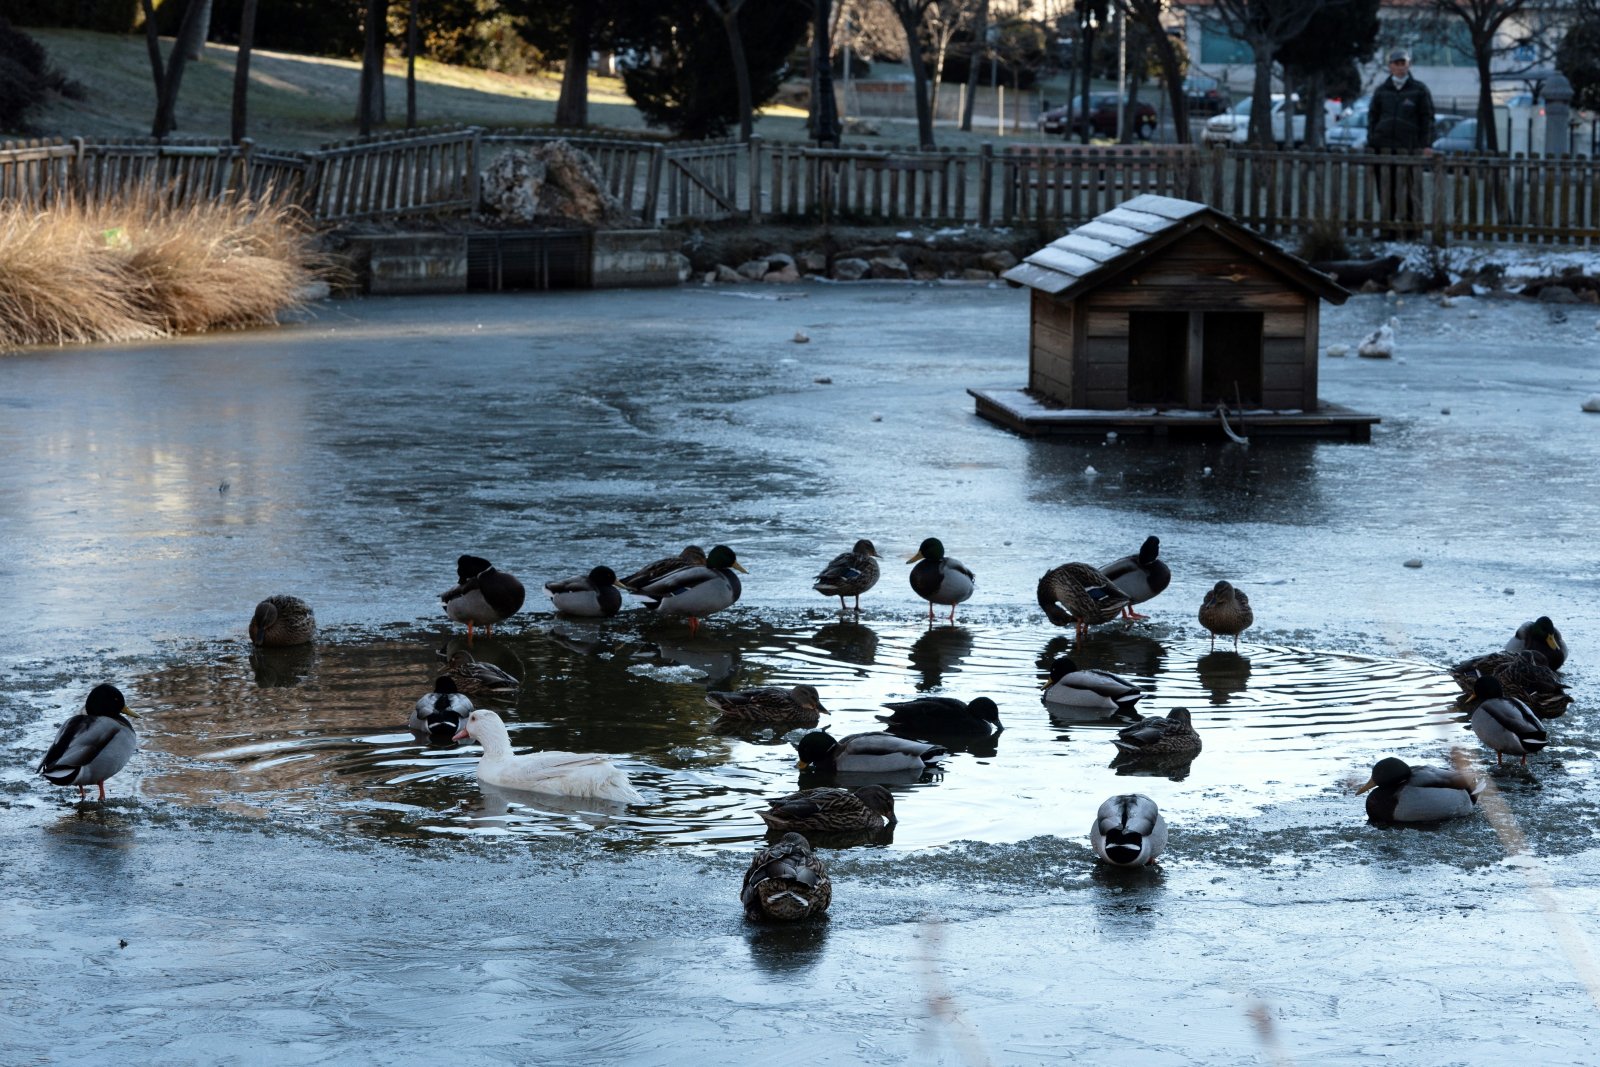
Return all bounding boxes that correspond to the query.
[4,127,1598,245]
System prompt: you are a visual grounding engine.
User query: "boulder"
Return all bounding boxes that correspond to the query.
[763,264,801,283]
[979,250,1018,273]
[737,259,770,281]
[869,255,911,279]
[1537,284,1580,304]
[797,250,828,275]
[961,268,996,281]
[765,252,797,272]
[1443,278,1475,297]
[832,257,870,281]
[1311,254,1402,289]
[716,264,742,283]
[480,142,631,226]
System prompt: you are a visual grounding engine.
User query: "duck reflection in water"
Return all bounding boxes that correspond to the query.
[909,625,973,691]
[543,622,618,659]
[1196,650,1251,705]
[250,643,317,689]
[437,634,525,683]
[1047,630,1166,679]
[745,916,830,974]
[649,635,743,689]
[810,620,879,667]
[467,780,639,822]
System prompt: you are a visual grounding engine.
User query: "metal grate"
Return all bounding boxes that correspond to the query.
[466,229,592,291]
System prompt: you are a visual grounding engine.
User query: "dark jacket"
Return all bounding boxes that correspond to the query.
[1368,76,1435,151]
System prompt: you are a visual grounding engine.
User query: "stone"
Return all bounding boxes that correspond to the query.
[1444,278,1475,297]
[961,268,995,281]
[1538,285,1580,304]
[869,256,911,280]
[1403,559,1423,569]
[737,259,769,281]
[762,265,800,283]
[479,142,630,226]
[716,264,742,283]
[1390,269,1426,294]
[831,257,870,281]
[765,252,796,271]
[797,251,828,274]
[675,254,693,283]
[979,250,1018,273]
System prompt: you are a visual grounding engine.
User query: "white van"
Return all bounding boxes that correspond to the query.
[1201,94,1342,147]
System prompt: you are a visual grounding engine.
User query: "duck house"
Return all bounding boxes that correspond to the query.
[970,195,1378,441]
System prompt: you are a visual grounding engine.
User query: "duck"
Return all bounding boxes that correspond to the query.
[618,545,706,593]
[632,544,747,635]
[740,832,832,921]
[440,555,526,637]
[813,538,882,612]
[1111,708,1201,761]
[408,677,474,746]
[1468,676,1548,767]
[1357,757,1483,824]
[1198,580,1253,650]
[442,649,520,699]
[38,683,139,801]
[1449,649,1571,717]
[1090,794,1167,867]
[249,595,316,647]
[543,565,624,618]
[705,684,828,729]
[794,730,948,775]
[1505,616,1567,672]
[1357,316,1398,358]
[875,696,1002,737]
[1100,536,1171,620]
[907,537,975,623]
[452,709,642,802]
[1036,563,1131,639]
[1041,656,1143,717]
[758,785,897,834]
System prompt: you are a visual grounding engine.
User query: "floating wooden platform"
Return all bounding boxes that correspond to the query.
[968,388,1379,442]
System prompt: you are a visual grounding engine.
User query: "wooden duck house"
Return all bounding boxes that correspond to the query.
[970,195,1378,441]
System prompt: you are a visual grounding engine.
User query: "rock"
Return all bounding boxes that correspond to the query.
[797,251,828,274]
[814,376,832,384]
[979,250,1018,273]
[715,264,742,284]
[1580,289,1599,305]
[480,143,630,225]
[1390,269,1427,294]
[1582,395,1600,413]
[1403,559,1423,569]
[1312,255,1402,289]
[1444,278,1475,297]
[736,259,769,281]
[675,254,694,283]
[961,268,995,281]
[1360,279,1385,294]
[762,265,800,283]
[1538,285,1580,304]
[1441,407,1451,415]
[1325,344,1349,357]
[912,268,939,281]
[831,257,870,281]
[793,330,810,344]
[765,252,796,272]
[868,256,911,280]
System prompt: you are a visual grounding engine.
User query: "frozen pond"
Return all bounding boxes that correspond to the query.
[2,282,1599,1064]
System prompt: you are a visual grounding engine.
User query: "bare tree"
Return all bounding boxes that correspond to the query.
[145,0,209,138]
[885,0,939,146]
[1115,0,1189,142]
[1199,0,1333,147]
[960,0,988,130]
[926,0,980,122]
[357,0,388,135]
[230,0,259,143]
[554,3,592,128]
[1427,0,1530,152]
[704,0,755,141]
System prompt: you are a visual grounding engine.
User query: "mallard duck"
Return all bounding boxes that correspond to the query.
[740,832,832,921]
[1041,656,1142,716]
[794,730,948,775]
[706,684,828,729]
[1357,757,1482,824]
[453,709,642,802]
[249,595,316,647]
[408,677,474,746]
[1468,676,1548,767]
[907,537,975,623]
[1100,536,1171,620]
[440,555,526,637]
[1505,616,1567,672]
[1357,317,1398,358]
[813,538,882,612]
[1449,650,1571,717]
[632,544,747,635]
[38,683,138,801]
[618,545,706,593]
[1112,708,1201,761]
[1036,563,1130,639]
[875,696,1002,737]
[544,565,624,618]
[1198,581,1253,650]
[758,785,896,834]
[443,649,520,699]
[1090,794,1167,867]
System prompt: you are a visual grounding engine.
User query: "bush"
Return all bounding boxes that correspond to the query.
[0,17,84,133]
[7,0,139,32]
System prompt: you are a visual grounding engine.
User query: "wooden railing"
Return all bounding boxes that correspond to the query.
[5,128,1598,245]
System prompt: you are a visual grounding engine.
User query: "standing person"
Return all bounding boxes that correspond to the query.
[1367,48,1435,239]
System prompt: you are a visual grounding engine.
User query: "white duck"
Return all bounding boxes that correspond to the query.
[1357,317,1398,359]
[453,709,643,803]
[1090,794,1167,867]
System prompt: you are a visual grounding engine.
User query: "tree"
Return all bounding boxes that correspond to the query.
[357,0,388,134]
[1428,0,1529,152]
[883,0,940,147]
[510,0,623,129]
[1200,0,1333,147]
[145,0,211,138]
[1115,0,1191,142]
[231,0,259,142]
[1556,2,1600,112]
[611,0,808,139]
[704,0,755,141]
[960,0,988,130]
[1274,0,1378,148]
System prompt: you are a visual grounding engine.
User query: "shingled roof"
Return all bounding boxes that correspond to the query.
[1002,194,1350,305]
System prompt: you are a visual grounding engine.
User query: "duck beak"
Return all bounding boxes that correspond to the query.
[731,561,749,574]
[907,551,924,564]
[796,759,810,770]
[1356,777,1378,795]
[1547,635,1561,651]
[452,727,469,742]
[121,706,138,719]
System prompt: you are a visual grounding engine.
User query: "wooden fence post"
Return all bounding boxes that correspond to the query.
[748,135,763,223]
[978,142,993,227]
[230,137,254,199]
[70,136,86,204]
[643,143,663,224]
[466,128,481,217]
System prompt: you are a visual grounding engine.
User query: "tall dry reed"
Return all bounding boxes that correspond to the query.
[0,189,326,351]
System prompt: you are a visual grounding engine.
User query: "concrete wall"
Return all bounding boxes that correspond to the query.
[340,230,687,295]
[592,230,689,290]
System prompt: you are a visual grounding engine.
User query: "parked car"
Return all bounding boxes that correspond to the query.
[1201,94,1342,147]
[1433,117,1482,154]
[1326,107,1369,151]
[1038,93,1158,140]
[1182,73,1228,115]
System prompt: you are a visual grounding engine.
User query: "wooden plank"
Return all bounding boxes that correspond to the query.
[1087,287,1310,311]
[1084,310,1129,337]
[1082,336,1124,365]
[1262,310,1305,339]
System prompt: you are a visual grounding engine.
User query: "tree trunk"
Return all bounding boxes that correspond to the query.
[406,0,418,128]
[184,0,213,60]
[715,1,754,142]
[139,0,165,103]
[357,0,388,134]
[931,30,949,122]
[555,3,593,128]
[152,0,207,137]
[1147,17,1187,142]
[895,3,937,147]
[231,0,258,143]
[961,0,987,131]
[1475,44,1497,151]
[1248,43,1275,148]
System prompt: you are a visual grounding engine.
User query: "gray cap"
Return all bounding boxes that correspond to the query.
[1387,48,1411,64]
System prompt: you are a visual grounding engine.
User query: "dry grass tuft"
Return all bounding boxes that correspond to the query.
[0,189,327,351]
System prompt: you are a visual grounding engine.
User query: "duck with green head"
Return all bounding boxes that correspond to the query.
[632,543,747,635]
[907,537,974,623]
